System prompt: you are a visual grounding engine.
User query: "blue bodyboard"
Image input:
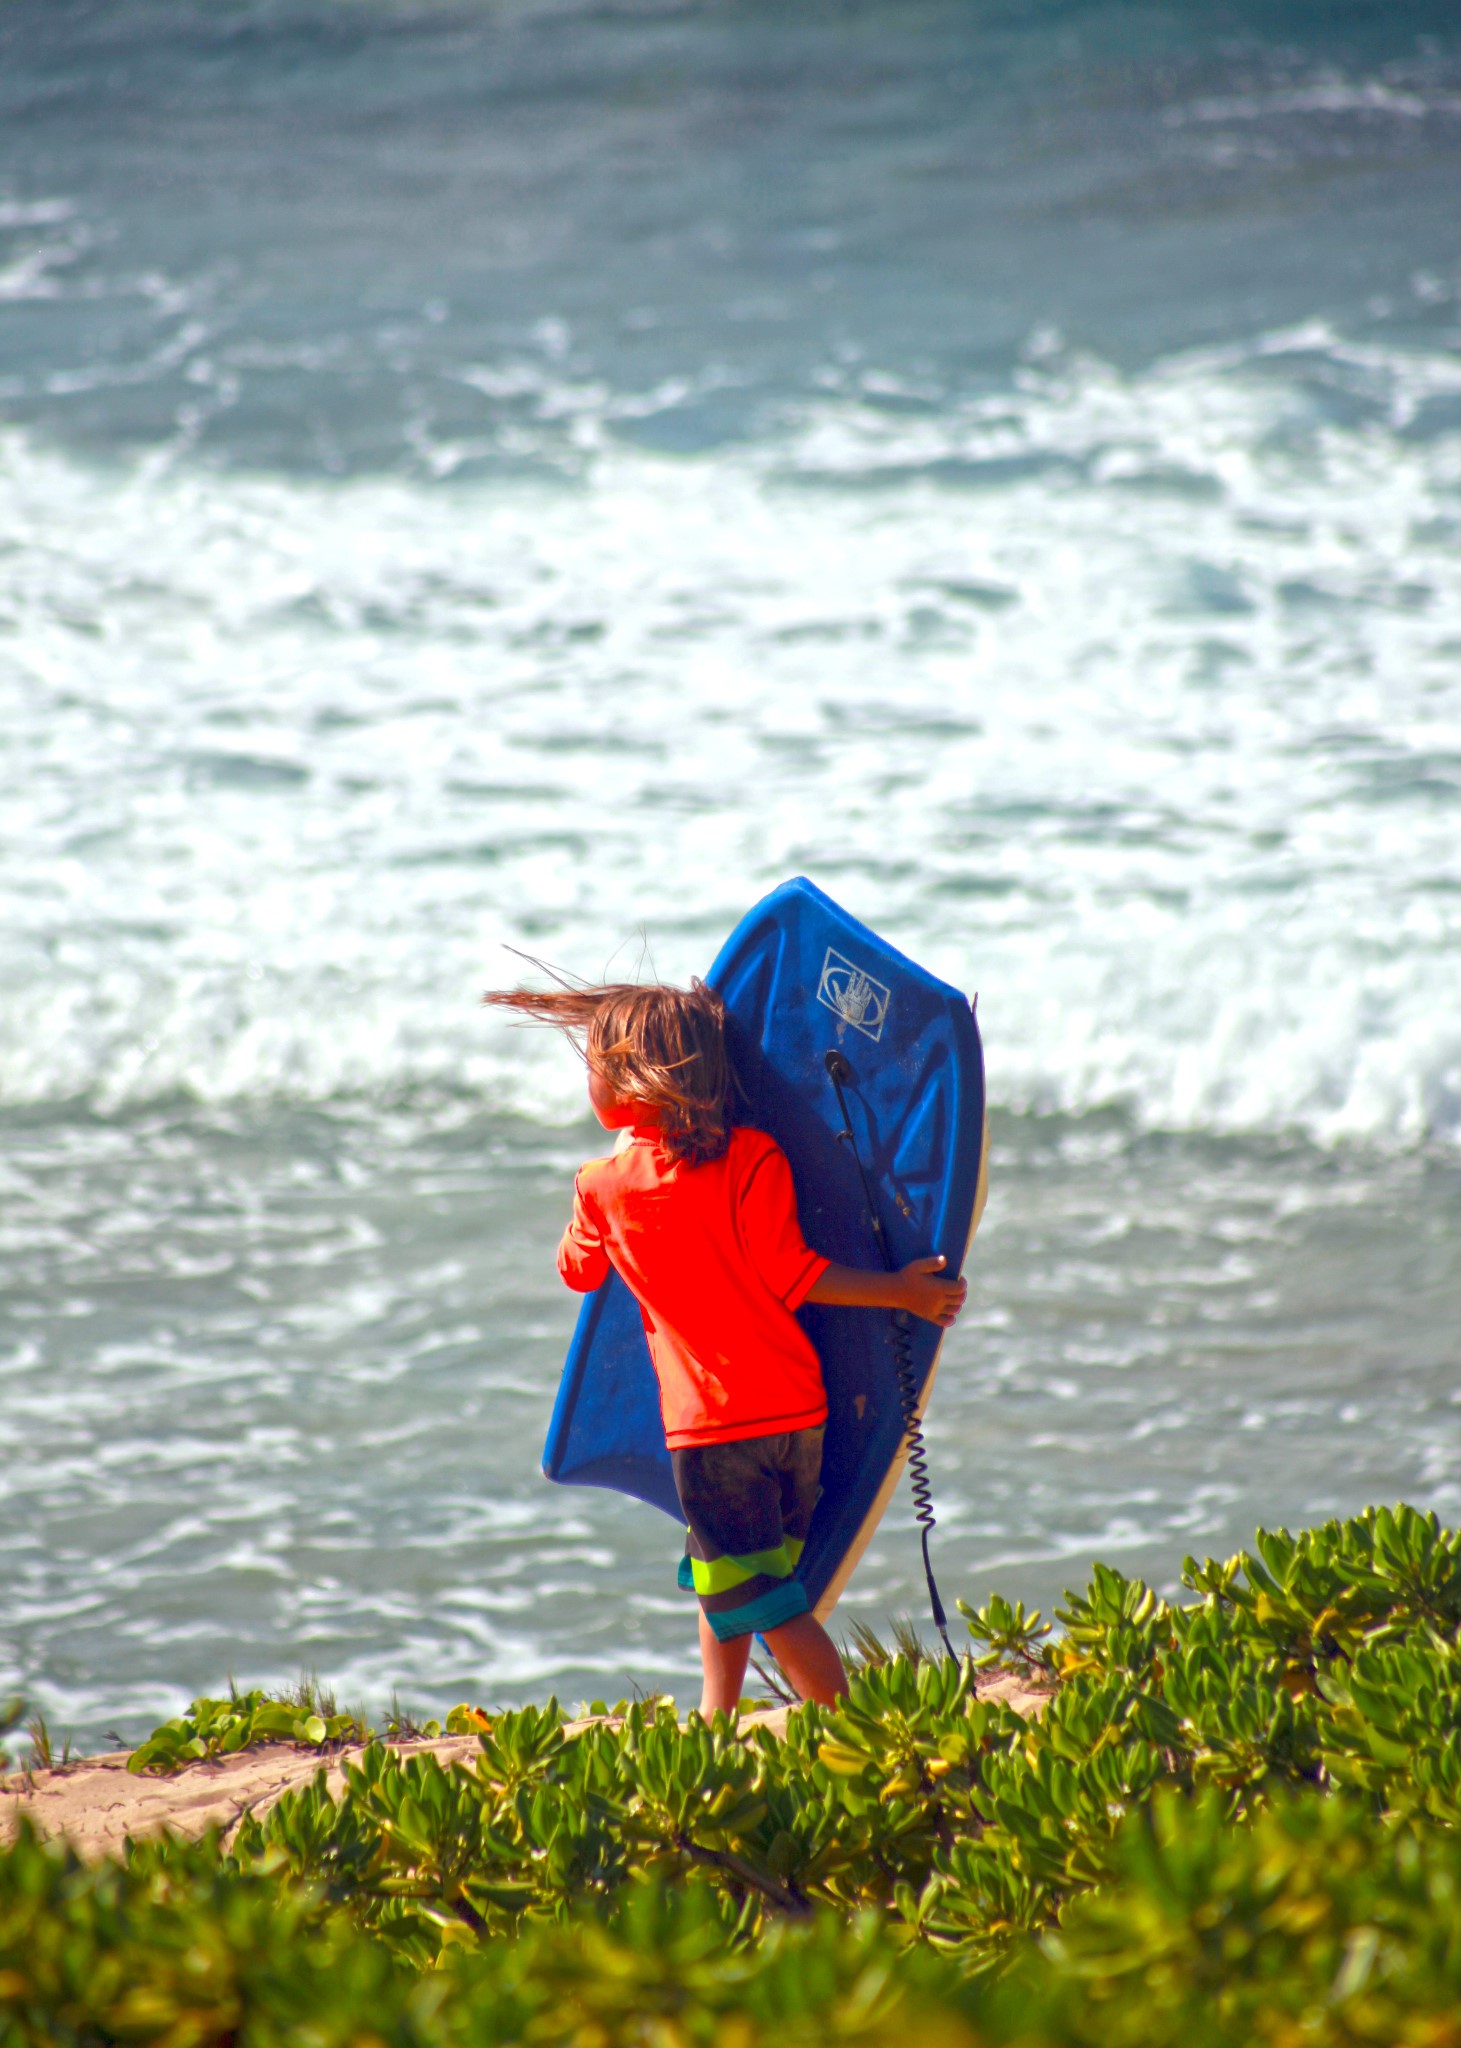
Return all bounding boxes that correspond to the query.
[541,877,986,1618]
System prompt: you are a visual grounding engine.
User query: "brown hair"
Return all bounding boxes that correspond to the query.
[482,972,733,1165]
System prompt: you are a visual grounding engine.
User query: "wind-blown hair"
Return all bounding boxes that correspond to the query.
[483,973,733,1165]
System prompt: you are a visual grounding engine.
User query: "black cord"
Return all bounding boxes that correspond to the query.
[824,1050,958,1662]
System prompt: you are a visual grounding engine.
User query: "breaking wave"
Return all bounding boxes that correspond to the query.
[3,322,1459,1150]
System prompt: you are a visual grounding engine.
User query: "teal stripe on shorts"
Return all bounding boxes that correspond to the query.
[699,1577,809,1643]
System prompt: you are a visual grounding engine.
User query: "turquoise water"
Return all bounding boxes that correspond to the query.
[1,0,1459,1748]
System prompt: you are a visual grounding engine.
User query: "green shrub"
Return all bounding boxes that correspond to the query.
[0,1821,420,2048]
[127,1685,365,1775]
[1038,1787,1461,2047]
[8,1789,1461,2046]
[7,1502,1461,2044]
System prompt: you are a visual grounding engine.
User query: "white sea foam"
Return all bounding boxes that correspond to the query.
[1171,79,1461,126]
[2,327,1458,1149]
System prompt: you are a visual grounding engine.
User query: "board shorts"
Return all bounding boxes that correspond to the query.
[672,1426,823,1643]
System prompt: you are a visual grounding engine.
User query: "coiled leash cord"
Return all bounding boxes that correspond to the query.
[824,1050,958,1662]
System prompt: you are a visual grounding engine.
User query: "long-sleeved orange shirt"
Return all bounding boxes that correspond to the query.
[557,1124,830,1450]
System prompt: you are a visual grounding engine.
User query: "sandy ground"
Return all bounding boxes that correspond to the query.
[0,1669,1049,1862]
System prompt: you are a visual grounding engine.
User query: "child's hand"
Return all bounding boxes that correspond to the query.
[806,1254,968,1323]
[895,1254,967,1327]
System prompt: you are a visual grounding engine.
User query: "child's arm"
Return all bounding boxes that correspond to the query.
[557,1173,611,1293]
[735,1137,967,1328]
[805,1254,966,1328]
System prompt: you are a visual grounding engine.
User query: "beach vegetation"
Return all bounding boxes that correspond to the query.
[126,1685,364,1776]
[5,1502,1461,2043]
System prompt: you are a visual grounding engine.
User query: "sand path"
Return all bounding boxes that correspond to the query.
[1,1670,1048,1862]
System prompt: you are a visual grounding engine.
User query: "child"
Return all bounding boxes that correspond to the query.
[483,974,967,1718]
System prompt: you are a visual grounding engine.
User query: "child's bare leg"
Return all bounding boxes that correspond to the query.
[764,1612,848,1707]
[698,1609,752,1718]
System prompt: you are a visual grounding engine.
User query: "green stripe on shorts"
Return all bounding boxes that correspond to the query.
[684,1534,805,1596]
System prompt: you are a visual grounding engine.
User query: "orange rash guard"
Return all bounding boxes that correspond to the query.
[557,1124,830,1451]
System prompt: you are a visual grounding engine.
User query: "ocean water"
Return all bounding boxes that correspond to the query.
[2,0,1459,1748]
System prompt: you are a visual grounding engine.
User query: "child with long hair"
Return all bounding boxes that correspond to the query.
[483,973,966,1716]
